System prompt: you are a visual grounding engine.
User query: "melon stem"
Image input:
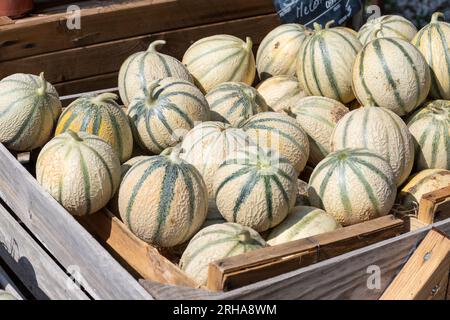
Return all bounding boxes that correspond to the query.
[244,37,253,52]
[325,20,335,29]
[36,72,47,96]
[67,130,83,142]
[236,230,252,243]
[431,12,445,23]
[169,146,184,163]
[147,40,166,52]
[313,22,323,31]
[371,25,383,40]
[145,82,161,104]
[93,92,118,104]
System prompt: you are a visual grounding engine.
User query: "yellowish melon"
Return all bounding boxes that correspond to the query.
[358,15,417,45]
[256,24,310,80]
[36,131,121,216]
[118,40,193,106]
[267,206,341,246]
[256,76,308,112]
[182,35,256,93]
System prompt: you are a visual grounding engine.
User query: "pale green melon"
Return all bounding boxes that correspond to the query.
[0,72,62,152]
[358,15,417,45]
[179,223,267,285]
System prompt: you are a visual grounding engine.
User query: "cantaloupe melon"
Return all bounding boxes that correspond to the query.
[118,40,193,106]
[182,35,256,93]
[0,72,61,152]
[213,146,298,232]
[256,24,310,80]
[412,12,450,99]
[256,76,307,112]
[179,222,267,285]
[118,148,208,247]
[286,96,349,166]
[358,15,417,45]
[241,112,309,174]
[407,100,449,170]
[206,82,268,126]
[180,121,253,199]
[395,169,450,214]
[309,148,397,226]
[56,93,133,163]
[352,36,431,116]
[297,21,363,104]
[37,131,121,216]
[331,106,414,186]
[267,206,341,246]
[127,78,210,154]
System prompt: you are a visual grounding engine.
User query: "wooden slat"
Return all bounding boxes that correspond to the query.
[0,203,89,300]
[0,265,24,300]
[207,215,405,291]
[140,280,221,300]
[0,13,279,85]
[418,186,450,224]
[0,143,151,300]
[78,209,199,289]
[54,72,118,97]
[0,0,276,61]
[380,229,450,300]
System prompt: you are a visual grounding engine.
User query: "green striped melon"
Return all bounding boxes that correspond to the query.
[241,112,310,174]
[36,131,121,216]
[108,155,152,215]
[406,100,449,170]
[213,146,298,232]
[55,93,133,163]
[309,148,397,226]
[0,72,62,152]
[267,206,341,246]
[118,40,193,106]
[352,36,431,116]
[206,82,268,126]
[395,169,450,214]
[286,96,349,166]
[256,76,308,112]
[0,290,16,300]
[256,24,310,80]
[358,15,417,45]
[331,106,414,186]
[118,149,208,247]
[180,222,267,285]
[182,35,256,93]
[297,21,363,104]
[180,121,253,199]
[412,13,450,99]
[127,78,210,154]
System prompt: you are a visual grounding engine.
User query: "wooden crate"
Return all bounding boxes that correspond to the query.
[1,141,449,299]
[0,0,279,96]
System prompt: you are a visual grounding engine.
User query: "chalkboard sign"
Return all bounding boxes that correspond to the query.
[274,0,363,27]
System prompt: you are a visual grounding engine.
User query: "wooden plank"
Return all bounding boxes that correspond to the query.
[0,265,24,300]
[0,0,276,61]
[200,218,449,300]
[207,215,404,291]
[0,203,89,300]
[54,72,118,97]
[0,143,151,300]
[78,209,199,289]
[0,13,280,84]
[380,229,450,300]
[140,280,221,300]
[418,186,450,224]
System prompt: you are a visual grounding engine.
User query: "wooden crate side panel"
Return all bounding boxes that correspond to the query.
[0,265,24,300]
[145,218,450,300]
[0,0,276,61]
[0,203,89,300]
[0,14,280,89]
[0,144,151,300]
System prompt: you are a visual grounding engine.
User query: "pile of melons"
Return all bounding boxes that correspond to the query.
[0,13,449,286]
